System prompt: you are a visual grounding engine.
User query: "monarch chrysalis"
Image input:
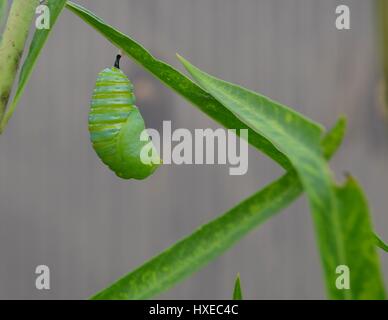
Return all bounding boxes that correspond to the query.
[88,54,160,179]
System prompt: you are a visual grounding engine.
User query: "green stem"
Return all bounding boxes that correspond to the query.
[0,0,38,127]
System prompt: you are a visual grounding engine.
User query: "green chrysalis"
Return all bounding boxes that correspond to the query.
[89,55,160,179]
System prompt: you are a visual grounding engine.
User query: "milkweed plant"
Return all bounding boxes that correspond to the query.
[0,0,387,300]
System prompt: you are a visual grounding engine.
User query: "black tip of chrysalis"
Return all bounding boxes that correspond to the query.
[114,54,122,69]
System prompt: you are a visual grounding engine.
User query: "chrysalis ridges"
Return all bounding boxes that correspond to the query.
[89,55,160,179]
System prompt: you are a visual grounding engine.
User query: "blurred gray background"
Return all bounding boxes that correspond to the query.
[0,0,387,299]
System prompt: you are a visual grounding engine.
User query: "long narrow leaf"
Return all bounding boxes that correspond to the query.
[65,1,291,170]
[91,119,345,300]
[178,56,385,299]
[0,0,67,132]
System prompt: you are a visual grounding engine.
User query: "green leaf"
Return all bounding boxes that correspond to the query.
[321,118,346,160]
[333,177,385,299]
[233,274,243,300]
[65,1,292,170]
[90,119,345,300]
[0,0,67,132]
[178,56,385,299]
[375,234,388,253]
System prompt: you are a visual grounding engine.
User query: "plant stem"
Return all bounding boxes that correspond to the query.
[0,0,38,127]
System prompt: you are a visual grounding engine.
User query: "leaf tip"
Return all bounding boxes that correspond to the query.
[336,115,347,133]
[374,233,388,253]
[340,172,357,187]
[176,54,198,76]
[176,53,190,68]
[233,273,243,300]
